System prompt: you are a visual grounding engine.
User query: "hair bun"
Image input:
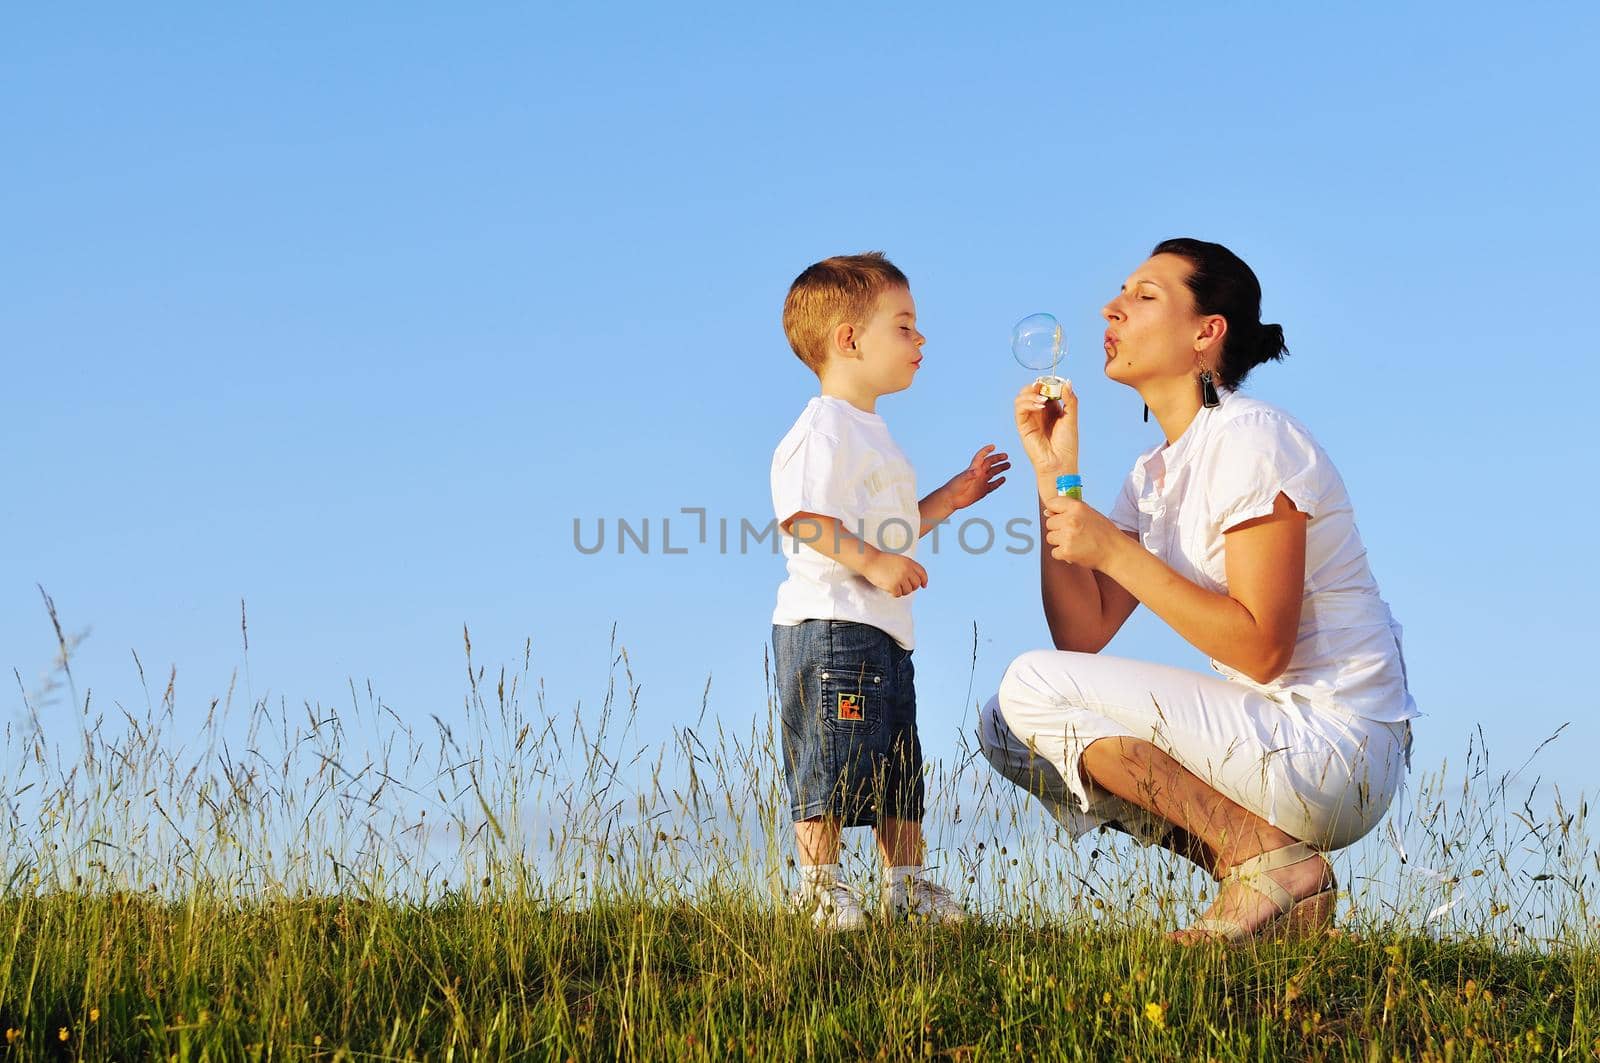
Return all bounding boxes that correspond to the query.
[1150,238,1289,388]
[1254,322,1289,369]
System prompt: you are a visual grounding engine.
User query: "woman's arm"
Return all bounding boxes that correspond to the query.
[1011,383,1141,650]
[1044,492,1307,683]
[1038,500,1141,652]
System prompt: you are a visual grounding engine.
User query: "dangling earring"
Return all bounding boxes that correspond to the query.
[1142,404,1149,423]
[1199,369,1220,409]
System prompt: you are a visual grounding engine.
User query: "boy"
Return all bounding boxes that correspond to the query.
[771,252,1009,929]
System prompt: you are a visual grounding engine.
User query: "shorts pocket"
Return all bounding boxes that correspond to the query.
[819,666,883,734]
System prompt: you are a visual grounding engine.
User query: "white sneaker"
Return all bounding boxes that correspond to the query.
[886,876,968,925]
[791,878,870,931]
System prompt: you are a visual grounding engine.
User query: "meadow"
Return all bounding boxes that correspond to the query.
[3,619,1596,1060]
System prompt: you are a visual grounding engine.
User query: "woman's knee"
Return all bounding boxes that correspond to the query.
[978,694,1066,797]
[996,648,1068,709]
[976,695,1012,766]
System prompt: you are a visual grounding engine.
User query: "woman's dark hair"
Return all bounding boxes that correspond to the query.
[1151,237,1289,389]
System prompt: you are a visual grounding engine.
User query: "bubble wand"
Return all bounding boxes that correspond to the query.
[1011,312,1067,399]
[1012,313,1081,500]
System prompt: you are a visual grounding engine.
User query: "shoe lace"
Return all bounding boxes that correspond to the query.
[911,879,957,904]
[797,878,860,912]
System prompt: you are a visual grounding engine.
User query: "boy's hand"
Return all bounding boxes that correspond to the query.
[862,552,929,598]
[940,444,1010,511]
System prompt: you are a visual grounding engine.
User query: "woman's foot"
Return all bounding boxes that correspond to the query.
[1169,841,1335,944]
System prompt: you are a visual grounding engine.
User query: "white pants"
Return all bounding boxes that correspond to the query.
[979,650,1409,852]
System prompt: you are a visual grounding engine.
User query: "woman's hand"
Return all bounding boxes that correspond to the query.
[1042,495,1125,571]
[1014,382,1079,492]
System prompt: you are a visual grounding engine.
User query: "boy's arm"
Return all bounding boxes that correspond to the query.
[781,512,928,598]
[919,444,1010,535]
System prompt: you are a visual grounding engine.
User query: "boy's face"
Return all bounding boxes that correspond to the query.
[842,286,925,397]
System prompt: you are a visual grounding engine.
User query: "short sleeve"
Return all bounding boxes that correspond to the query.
[1206,411,1326,532]
[1107,469,1141,535]
[772,428,855,526]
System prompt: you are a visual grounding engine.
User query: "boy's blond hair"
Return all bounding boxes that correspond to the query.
[782,252,909,374]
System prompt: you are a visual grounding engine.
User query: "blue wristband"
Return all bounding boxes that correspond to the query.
[1055,474,1082,499]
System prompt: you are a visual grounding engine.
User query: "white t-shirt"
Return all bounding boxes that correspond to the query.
[771,396,920,650]
[1107,390,1420,723]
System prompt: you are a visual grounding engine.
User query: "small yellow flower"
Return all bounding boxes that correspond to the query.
[1144,1002,1166,1028]
[59,1026,70,1042]
[5,1029,19,1044]
[90,1008,100,1022]
[1102,991,1113,1005]
[314,1034,323,1046]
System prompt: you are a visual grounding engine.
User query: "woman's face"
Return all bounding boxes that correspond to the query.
[1100,253,1214,387]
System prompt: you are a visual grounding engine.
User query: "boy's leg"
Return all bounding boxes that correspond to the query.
[775,622,845,873]
[878,814,965,923]
[792,815,867,929]
[874,815,921,866]
[774,622,869,930]
[796,816,842,866]
[875,646,965,923]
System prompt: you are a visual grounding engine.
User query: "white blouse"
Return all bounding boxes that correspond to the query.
[1107,390,1420,724]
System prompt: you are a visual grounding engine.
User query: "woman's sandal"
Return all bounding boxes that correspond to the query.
[1186,841,1336,944]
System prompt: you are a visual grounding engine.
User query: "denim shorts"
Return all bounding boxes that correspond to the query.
[772,620,924,827]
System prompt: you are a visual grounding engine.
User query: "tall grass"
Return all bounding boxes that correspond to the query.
[2,608,1597,1059]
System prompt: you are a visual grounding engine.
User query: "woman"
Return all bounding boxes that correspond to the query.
[980,238,1418,942]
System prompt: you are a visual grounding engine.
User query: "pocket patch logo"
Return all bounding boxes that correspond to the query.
[836,692,865,722]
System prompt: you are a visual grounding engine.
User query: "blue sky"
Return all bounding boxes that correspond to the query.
[5,4,1598,819]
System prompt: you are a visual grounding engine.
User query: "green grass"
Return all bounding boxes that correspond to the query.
[3,893,1598,1059]
[3,619,1598,1058]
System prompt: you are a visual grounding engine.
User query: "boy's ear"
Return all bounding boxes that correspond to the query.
[831,321,858,357]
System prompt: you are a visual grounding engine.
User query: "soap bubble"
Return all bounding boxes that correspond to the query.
[1011,313,1065,372]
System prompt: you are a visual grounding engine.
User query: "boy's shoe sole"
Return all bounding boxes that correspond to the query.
[789,887,870,932]
[884,881,969,925]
